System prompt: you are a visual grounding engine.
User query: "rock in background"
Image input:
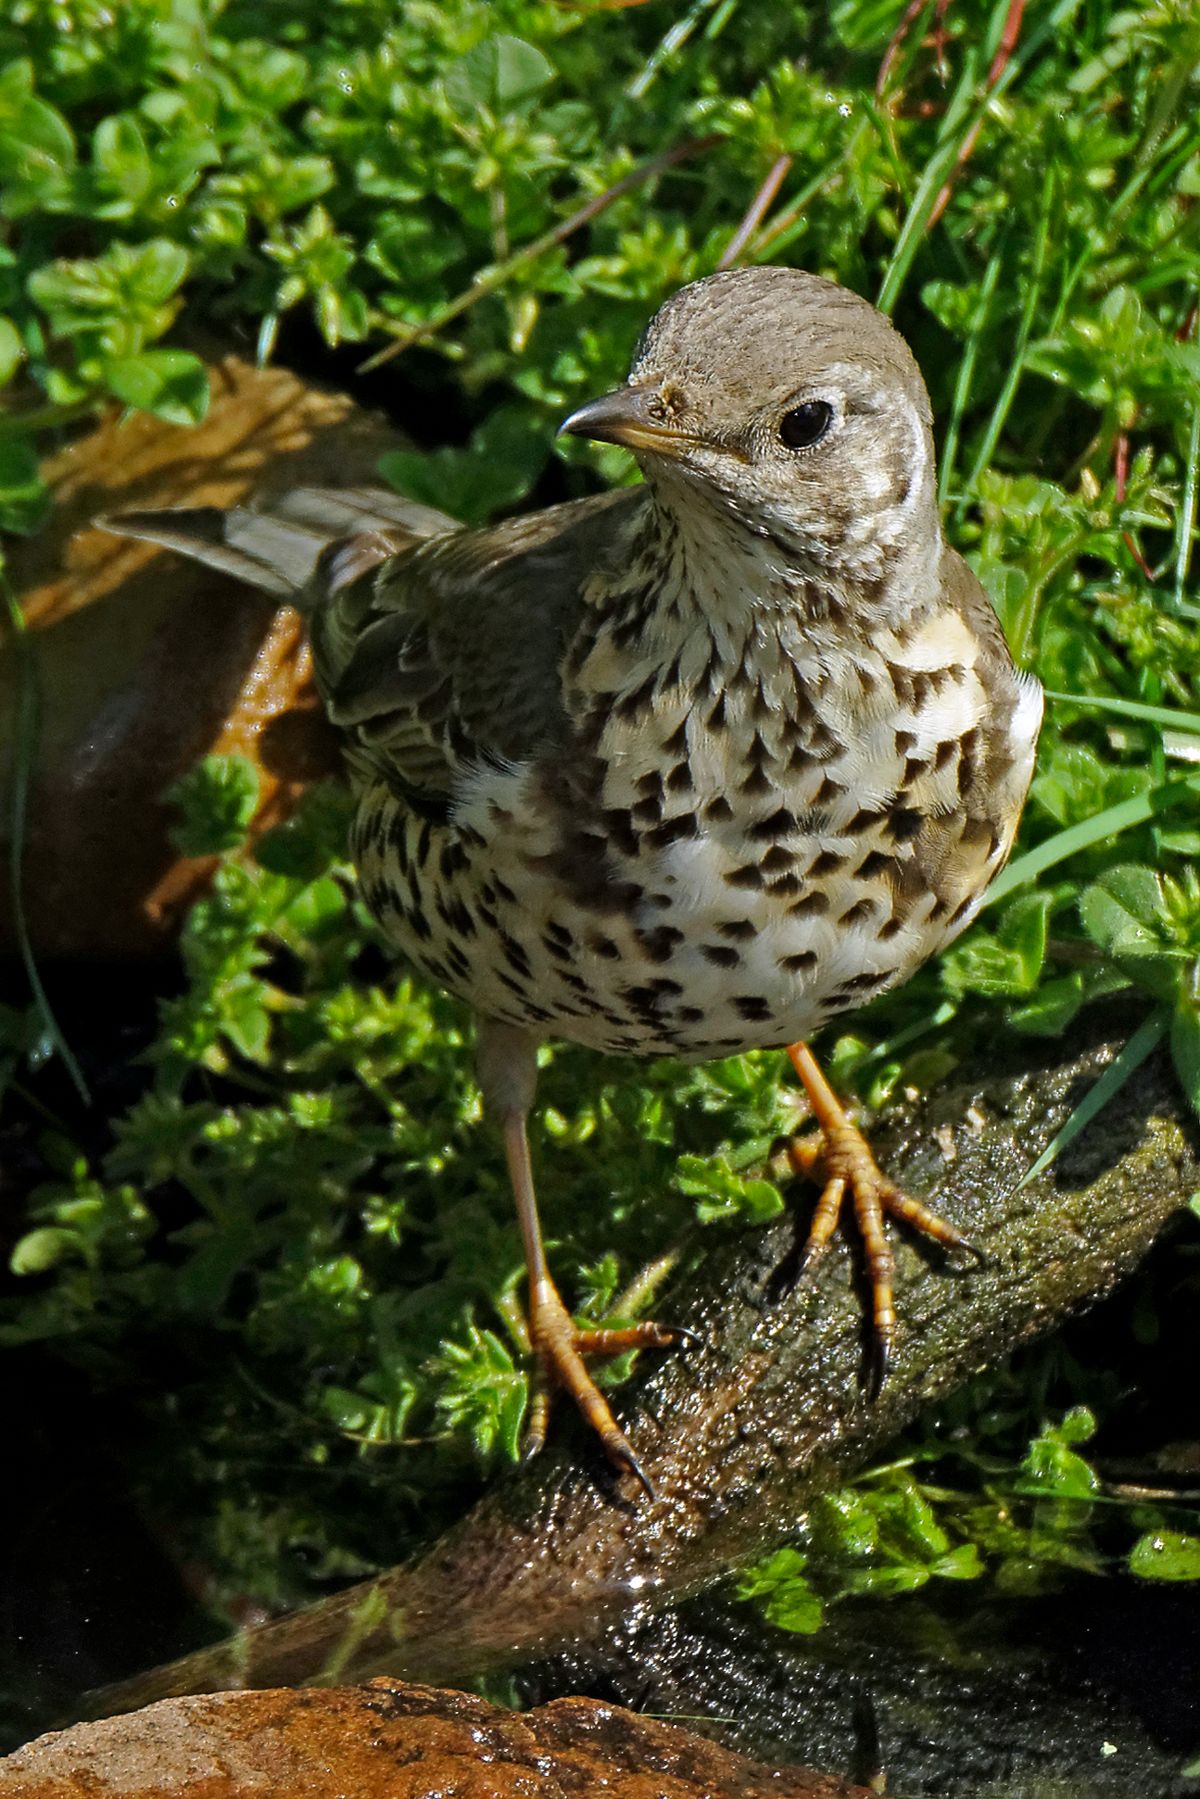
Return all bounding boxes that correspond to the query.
[0,1680,870,1799]
[0,354,399,957]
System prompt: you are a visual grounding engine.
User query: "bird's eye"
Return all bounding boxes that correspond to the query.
[779,401,833,450]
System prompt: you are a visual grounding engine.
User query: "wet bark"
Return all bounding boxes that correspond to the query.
[89,1013,1199,1715]
[530,1582,1200,1797]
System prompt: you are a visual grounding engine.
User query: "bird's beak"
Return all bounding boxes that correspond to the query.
[559,384,687,455]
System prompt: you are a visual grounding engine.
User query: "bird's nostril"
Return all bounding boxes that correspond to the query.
[649,382,687,423]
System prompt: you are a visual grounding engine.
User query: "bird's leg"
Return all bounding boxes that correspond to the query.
[478,1019,683,1493]
[783,1040,979,1392]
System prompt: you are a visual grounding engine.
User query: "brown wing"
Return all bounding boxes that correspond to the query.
[312,487,643,809]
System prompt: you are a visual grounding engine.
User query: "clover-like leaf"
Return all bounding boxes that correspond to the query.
[444,35,555,116]
[1080,864,1181,1001]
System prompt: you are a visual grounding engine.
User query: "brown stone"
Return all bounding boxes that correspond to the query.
[0,352,400,957]
[0,1680,870,1798]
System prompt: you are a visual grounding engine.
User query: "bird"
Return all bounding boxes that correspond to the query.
[104,265,1042,1494]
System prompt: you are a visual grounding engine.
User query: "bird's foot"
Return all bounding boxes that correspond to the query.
[786,1111,981,1396]
[520,1277,689,1496]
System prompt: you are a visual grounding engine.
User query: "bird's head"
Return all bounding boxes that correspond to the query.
[561,266,941,588]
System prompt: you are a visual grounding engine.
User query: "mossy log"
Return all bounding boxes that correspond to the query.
[91,1014,1199,1714]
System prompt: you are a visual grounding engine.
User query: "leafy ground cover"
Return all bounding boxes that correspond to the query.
[3,0,1200,1745]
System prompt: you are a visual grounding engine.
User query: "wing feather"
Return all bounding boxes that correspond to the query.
[313,488,643,809]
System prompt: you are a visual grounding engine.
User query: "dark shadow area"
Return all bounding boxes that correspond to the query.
[526,1575,1200,1797]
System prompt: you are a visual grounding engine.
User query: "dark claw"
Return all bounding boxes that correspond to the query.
[662,1322,702,1348]
[614,1443,657,1501]
[957,1238,990,1269]
[518,1429,546,1468]
[865,1330,892,1400]
[797,1239,830,1281]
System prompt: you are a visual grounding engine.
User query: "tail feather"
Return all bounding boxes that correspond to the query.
[103,506,322,597]
[269,485,457,541]
[101,485,458,601]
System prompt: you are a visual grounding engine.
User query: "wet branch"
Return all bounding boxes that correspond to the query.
[90,1014,1198,1716]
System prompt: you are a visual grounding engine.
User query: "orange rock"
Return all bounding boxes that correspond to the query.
[0,353,400,957]
[0,1679,873,1798]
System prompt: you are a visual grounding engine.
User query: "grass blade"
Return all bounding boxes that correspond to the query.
[1016,1009,1167,1190]
[1045,690,1200,736]
[939,242,1004,505]
[875,52,983,316]
[962,166,1054,497]
[985,774,1200,909]
[2,576,89,1104]
[877,0,1084,315]
[1172,387,1200,616]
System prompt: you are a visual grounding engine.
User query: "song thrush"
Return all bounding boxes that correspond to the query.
[106,266,1042,1492]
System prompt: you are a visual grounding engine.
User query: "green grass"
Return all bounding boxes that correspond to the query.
[3,0,1200,1725]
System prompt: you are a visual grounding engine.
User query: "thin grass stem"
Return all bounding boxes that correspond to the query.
[1017,1010,1167,1190]
[1045,691,1200,737]
[1,576,89,1104]
[962,166,1054,498]
[939,244,1003,506]
[984,774,1200,909]
[1172,392,1200,616]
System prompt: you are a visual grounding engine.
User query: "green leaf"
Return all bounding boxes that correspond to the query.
[841,1563,929,1597]
[0,59,74,211]
[122,239,190,306]
[1058,1404,1097,1446]
[10,1225,75,1276]
[168,755,261,856]
[1129,1530,1200,1583]
[886,1475,951,1560]
[29,239,189,337]
[221,984,273,1063]
[0,436,49,534]
[379,405,547,526]
[90,113,152,214]
[942,891,1055,998]
[1019,1408,1100,1499]
[436,1325,528,1463]
[1007,973,1086,1038]
[814,1489,880,1560]
[105,348,209,424]
[444,35,555,115]
[1079,864,1179,1001]
[1170,1000,1200,1120]
[931,1543,985,1580]
[232,44,309,111]
[735,1548,824,1634]
[675,1153,784,1225]
[1081,863,1168,941]
[255,782,353,880]
[0,315,23,384]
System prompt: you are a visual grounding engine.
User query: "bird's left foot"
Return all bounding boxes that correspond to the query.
[520,1276,690,1496]
[783,1042,982,1393]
